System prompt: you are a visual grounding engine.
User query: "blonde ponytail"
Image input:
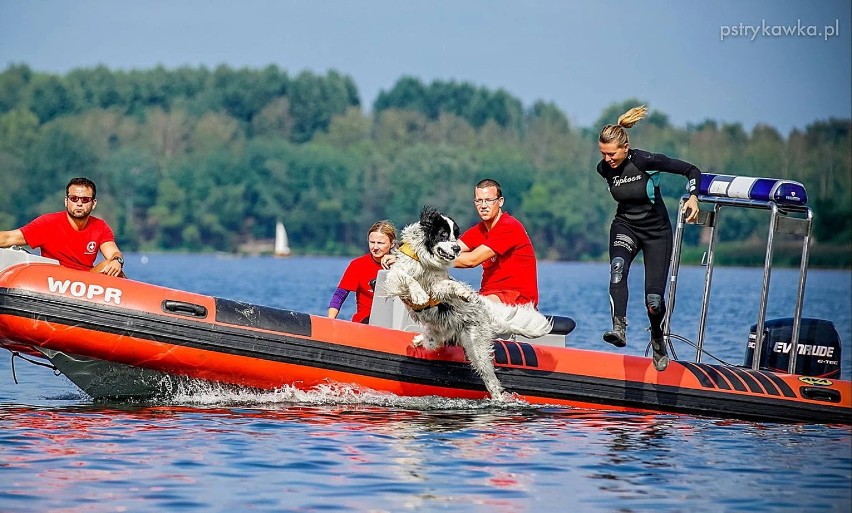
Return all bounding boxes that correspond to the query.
[617,105,647,128]
[599,105,648,146]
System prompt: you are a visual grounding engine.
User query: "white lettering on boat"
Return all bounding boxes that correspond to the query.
[47,277,122,304]
[772,341,835,358]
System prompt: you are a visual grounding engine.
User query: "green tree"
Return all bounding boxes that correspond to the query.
[0,108,39,156]
[28,74,75,123]
[743,124,786,177]
[65,65,125,111]
[252,97,293,140]
[99,147,160,249]
[288,70,359,143]
[148,177,188,248]
[189,111,244,154]
[0,64,847,265]
[22,124,97,221]
[208,64,289,124]
[315,106,371,149]
[385,143,478,225]
[141,107,192,166]
[0,64,34,114]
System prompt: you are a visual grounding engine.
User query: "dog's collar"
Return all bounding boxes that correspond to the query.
[398,242,419,261]
[402,297,442,311]
[396,242,441,310]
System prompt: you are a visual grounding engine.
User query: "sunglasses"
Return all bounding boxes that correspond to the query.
[67,195,95,204]
[473,197,501,206]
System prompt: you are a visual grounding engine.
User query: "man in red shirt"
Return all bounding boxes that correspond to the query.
[455,178,539,306]
[0,177,126,276]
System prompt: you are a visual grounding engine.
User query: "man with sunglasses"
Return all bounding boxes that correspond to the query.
[0,177,125,276]
[454,178,539,306]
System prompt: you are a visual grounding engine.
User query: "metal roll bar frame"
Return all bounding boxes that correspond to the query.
[664,195,812,373]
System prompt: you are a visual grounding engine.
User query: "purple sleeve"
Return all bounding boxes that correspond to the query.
[328,287,350,310]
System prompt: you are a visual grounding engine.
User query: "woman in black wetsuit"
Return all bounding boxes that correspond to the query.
[597,105,701,371]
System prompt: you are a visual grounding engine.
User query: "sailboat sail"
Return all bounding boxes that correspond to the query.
[274,220,291,257]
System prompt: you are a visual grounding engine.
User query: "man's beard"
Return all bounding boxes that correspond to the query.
[67,208,90,220]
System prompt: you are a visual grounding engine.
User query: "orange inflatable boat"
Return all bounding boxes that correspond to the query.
[0,252,848,424]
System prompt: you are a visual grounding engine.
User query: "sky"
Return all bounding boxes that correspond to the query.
[0,0,850,135]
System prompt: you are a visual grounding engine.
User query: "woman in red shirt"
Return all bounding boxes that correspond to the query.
[327,220,397,323]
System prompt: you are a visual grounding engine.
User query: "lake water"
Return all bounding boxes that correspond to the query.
[1,255,850,512]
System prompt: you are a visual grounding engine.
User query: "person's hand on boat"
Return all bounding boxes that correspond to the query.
[91,255,125,277]
[102,259,123,276]
[682,195,699,223]
[381,254,396,269]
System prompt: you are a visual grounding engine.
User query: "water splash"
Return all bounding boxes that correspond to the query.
[144,376,536,411]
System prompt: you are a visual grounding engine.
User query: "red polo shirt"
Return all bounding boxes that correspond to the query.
[460,212,539,305]
[20,212,115,271]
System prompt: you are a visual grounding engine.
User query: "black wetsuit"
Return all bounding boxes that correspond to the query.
[597,149,700,337]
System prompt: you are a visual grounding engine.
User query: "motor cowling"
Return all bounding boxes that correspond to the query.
[745,318,842,378]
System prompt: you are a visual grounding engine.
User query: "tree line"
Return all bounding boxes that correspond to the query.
[0,64,849,267]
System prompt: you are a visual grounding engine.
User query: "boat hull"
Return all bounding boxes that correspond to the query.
[1,262,849,424]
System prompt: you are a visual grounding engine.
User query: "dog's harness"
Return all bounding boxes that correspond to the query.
[396,242,443,311]
[398,242,418,261]
[401,297,443,311]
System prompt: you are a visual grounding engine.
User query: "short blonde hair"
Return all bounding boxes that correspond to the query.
[599,105,648,147]
[368,220,396,245]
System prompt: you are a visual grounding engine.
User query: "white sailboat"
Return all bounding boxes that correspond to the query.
[274,220,291,257]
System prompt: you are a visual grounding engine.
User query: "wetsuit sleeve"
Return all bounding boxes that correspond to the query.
[636,150,701,196]
[328,287,349,310]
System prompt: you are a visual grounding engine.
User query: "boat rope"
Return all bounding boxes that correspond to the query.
[9,351,60,384]
[649,333,736,367]
[644,326,679,361]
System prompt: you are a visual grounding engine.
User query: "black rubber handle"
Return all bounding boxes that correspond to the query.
[162,300,208,318]
[800,386,841,403]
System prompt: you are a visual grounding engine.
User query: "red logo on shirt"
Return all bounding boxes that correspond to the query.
[86,242,97,254]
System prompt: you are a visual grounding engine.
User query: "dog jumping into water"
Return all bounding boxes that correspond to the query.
[382,206,552,399]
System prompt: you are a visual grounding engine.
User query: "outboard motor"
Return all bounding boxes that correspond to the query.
[745,318,842,378]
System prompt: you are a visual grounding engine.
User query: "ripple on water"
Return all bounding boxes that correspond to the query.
[1,260,850,512]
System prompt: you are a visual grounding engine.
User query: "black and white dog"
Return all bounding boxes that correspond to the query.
[382,206,552,399]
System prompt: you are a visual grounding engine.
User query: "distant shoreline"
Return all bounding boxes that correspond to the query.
[117,243,852,270]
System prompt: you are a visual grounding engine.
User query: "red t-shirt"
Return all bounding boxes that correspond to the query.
[20,212,115,271]
[337,253,383,323]
[460,212,539,305]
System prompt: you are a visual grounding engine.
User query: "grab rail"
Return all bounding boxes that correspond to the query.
[664,192,812,374]
[162,300,208,318]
